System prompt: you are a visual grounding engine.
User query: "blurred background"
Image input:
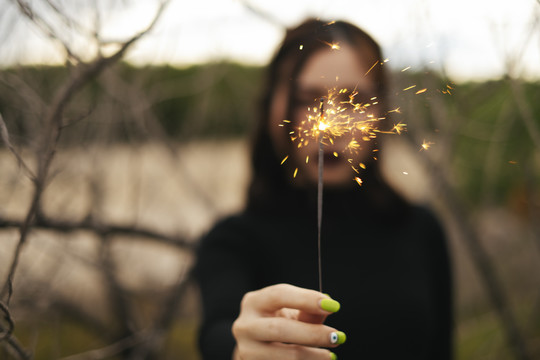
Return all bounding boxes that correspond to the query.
[0,0,539,359]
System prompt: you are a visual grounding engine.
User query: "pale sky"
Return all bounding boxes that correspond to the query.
[1,0,539,82]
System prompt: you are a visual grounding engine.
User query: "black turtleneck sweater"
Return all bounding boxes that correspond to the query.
[194,188,453,359]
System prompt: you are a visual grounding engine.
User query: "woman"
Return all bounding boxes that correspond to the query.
[195,19,453,360]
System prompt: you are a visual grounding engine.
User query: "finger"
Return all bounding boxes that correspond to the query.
[250,316,346,348]
[297,310,328,324]
[242,284,339,316]
[275,307,327,324]
[237,341,337,360]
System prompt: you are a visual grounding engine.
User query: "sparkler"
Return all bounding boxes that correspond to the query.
[279,61,448,292]
[282,86,403,184]
[282,86,403,293]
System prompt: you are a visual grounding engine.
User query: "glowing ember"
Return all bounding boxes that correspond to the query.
[420,140,434,151]
[321,40,341,50]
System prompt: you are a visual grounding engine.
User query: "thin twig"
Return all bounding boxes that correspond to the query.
[0,113,35,180]
[0,301,14,341]
[0,325,32,360]
[239,0,285,28]
[58,331,148,360]
[12,0,81,64]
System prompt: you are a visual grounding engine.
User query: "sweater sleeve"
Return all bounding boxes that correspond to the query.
[193,216,254,360]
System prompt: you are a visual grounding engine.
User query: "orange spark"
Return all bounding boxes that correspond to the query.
[420,140,434,151]
[321,40,341,50]
[365,60,379,76]
[392,123,407,135]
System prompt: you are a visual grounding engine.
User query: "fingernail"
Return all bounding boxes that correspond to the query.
[330,331,346,345]
[320,298,340,313]
[330,352,337,360]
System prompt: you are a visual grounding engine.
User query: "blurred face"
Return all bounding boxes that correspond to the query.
[269,43,380,187]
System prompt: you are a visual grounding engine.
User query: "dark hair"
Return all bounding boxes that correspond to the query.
[246,18,407,216]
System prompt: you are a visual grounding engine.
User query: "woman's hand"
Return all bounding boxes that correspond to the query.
[232,283,345,360]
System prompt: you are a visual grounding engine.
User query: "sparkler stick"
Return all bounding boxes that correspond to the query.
[317,97,325,293]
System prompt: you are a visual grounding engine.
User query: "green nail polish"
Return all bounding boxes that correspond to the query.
[330,331,347,345]
[337,331,347,344]
[321,298,340,313]
[330,352,337,360]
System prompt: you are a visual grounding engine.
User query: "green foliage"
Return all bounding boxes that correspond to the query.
[117,62,264,139]
[451,79,540,206]
[0,62,538,208]
[0,62,264,143]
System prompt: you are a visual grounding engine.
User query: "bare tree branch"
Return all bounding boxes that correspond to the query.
[0,113,35,180]
[1,0,171,312]
[0,301,14,341]
[0,215,193,250]
[0,302,30,359]
[0,324,31,360]
[424,152,531,360]
[403,102,533,360]
[11,0,81,64]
